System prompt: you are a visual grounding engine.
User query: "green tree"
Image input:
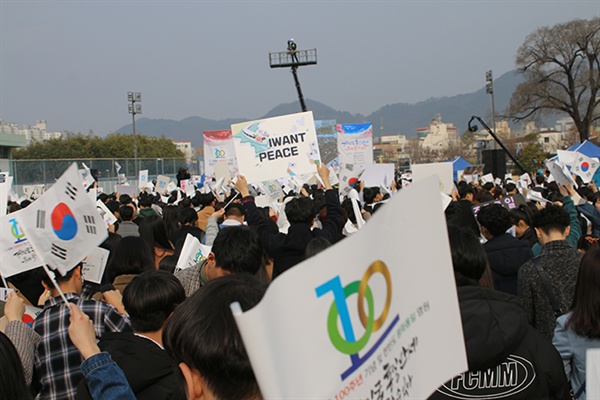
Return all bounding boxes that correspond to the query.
[516,133,546,174]
[508,18,600,142]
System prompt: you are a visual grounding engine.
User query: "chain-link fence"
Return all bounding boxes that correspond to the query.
[10,158,194,195]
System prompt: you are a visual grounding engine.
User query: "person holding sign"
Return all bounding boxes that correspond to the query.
[235,163,346,279]
[33,263,131,400]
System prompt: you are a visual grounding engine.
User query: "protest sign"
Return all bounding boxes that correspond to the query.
[138,169,149,190]
[337,123,373,171]
[231,111,320,183]
[175,234,211,272]
[463,164,485,177]
[411,162,454,195]
[0,209,42,277]
[587,348,600,400]
[0,173,11,216]
[17,163,107,277]
[481,173,494,184]
[232,177,467,399]
[81,247,109,284]
[259,180,285,203]
[471,194,526,217]
[96,200,118,227]
[156,175,170,193]
[361,163,395,188]
[204,130,239,179]
[115,185,136,197]
[23,184,45,200]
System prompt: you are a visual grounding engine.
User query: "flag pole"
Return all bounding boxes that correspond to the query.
[41,264,70,305]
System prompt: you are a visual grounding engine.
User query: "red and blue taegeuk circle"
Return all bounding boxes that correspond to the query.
[51,202,77,240]
[581,162,590,172]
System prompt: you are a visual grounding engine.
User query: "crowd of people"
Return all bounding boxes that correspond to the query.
[1,162,599,400]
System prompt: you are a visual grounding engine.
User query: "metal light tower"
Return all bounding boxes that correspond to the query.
[269,39,317,112]
[485,71,497,137]
[128,92,142,177]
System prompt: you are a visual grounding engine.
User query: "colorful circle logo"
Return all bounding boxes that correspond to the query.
[581,162,590,172]
[51,202,78,240]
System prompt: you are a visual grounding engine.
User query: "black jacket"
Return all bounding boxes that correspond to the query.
[77,332,186,400]
[429,286,570,400]
[484,233,533,295]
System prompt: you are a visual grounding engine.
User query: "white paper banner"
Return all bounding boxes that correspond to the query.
[411,162,454,195]
[232,177,467,399]
[81,247,110,284]
[174,234,212,272]
[96,200,118,227]
[138,170,149,190]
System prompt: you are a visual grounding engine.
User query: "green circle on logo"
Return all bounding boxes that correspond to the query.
[327,280,375,354]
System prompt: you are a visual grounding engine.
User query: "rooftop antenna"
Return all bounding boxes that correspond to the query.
[269,39,317,112]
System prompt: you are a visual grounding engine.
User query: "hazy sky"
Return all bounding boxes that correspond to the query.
[1,1,599,135]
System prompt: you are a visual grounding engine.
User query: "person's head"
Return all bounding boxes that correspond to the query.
[180,207,199,226]
[119,194,133,205]
[510,204,535,238]
[158,254,179,274]
[119,204,134,222]
[139,195,153,209]
[284,197,315,225]
[504,182,517,195]
[198,193,216,208]
[577,235,600,253]
[458,186,474,201]
[363,187,382,205]
[535,174,545,186]
[477,204,511,239]
[592,191,600,211]
[533,204,570,244]
[567,247,600,338]
[206,226,263,279]
[482,182,494,192]
[305,237,332,259]
[163,274,267,400]
[139,215,174,251]
[447,226,488,287]
[225,203,245,223]
[104,237,154,283]
[162,205,182,236]
[0,331,32,400]
[122,270,186,334]
[41,263,83,296]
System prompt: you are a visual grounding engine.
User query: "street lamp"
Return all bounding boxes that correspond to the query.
[128,92,142,178]
[485,71,496,137]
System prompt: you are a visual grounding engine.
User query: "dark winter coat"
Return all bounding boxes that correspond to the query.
[484,233,533,295]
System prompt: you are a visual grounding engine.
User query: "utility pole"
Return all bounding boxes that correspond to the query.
[486,71,497,140]
[127,92,142,178]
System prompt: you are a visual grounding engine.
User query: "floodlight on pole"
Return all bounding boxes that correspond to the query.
[127,91,142,178]
[485,71,496,137]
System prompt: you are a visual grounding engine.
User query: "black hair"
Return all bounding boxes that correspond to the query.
[163,274,266,400]
[566,247,600,338]
[533,204,570,235]
[477,204,511,237]
[97,193,109,204]
[180,207,198,225]
[20,199,32,208]
[139,215,174,252]
[482,182,494,191]
[179,198,192,209]
[158,254,179,274]
[225,203,244,218]
[578,235,600,253]
[105,200,121,215]
[458,185,474,199]
[285,197,315,225]
[305,237,332,259]
[162,205,181,237]
[198,193,216,208]
[119,194,133,205]
[104,237,154,284]
[138,195,153,208]
[122,270,185,333]
[510,204,535,228]
[477,191,495,203]
[0,331,32,400]
[212,226,263,275]
[504,182,517,193]
[535,174,545,185]
[118,205,134,222]
[447,226,488,286]
[41,263,81,288]
[341,198,357,224]
[363,187,380,205]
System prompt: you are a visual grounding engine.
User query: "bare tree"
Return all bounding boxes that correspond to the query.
[508,18,600,142]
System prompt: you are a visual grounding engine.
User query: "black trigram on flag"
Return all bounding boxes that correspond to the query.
[65,182,78,201]
[51,243,67,260]
[36,210,46,229]
[83,215,96,235]
[0,174,5,184]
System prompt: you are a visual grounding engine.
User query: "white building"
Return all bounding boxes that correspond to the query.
[0,119,62,144]
[173,140,193,161]
[417,115,458,150]
[538,130,565,154]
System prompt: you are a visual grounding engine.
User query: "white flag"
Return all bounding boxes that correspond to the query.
[175,234,211,272]
[18,163,108,276]
[0,210,41,277]
[571,152,599,183]
[232,177,467,399]
[0,173,12,217]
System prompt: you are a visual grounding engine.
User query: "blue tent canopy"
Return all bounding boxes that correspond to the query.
[449,157,473,181]
[566,140,600,158]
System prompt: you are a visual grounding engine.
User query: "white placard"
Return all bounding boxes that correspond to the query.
[587,348,600,400]
[361,163,395,188]
[337,123,373,171]
[23,184,45,200]
[81,247,110,284]
[232,177,467,399]
[96,200,118,227]
[115,185,136,197]
[138,170,149,190]
[156,175,170,193]
[411,162,454,195]
[174,234,212,272]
